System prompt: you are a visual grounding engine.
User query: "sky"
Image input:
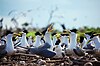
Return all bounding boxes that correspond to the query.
[0,0,100,30]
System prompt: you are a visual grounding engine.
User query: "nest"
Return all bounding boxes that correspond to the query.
[0,52,100,66]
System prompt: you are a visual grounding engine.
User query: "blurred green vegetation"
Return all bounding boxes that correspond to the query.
[21,22,100,38]
[25,26,100,41]
[26,31,36,38]
[0,25,100,42]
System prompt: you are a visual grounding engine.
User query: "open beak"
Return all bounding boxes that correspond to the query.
[13,33,21,36]
[47,24,54,32]
[48,28,54,32]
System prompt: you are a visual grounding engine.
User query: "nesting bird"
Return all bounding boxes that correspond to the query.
[53,39,65,58]
[90,34,100,56]
[83,32,95,50]
[91,34,100,49]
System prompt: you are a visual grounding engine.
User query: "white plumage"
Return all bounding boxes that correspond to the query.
[44,32,53,50]
[5,34,16,55]
[69,32,77,49]
[19,33,29,47]
[33,35,42,47]
[28,36,33,46]
[92,36,100,49]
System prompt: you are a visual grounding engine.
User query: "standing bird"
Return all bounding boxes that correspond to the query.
[60,33,69,49]
[0,30,17,58]
[28,36,33,47]
[44,31,53,50]
[19,32,29,48]
[65,29,85,56]
[69,29,77,49]
[81,36,88,49]
[53,39,65,58]
[33,32,42,47]
[52,32,57,46]
[5,31,17,55]
[44,24,54,50]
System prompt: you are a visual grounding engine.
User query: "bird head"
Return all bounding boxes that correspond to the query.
[47,24,54,32]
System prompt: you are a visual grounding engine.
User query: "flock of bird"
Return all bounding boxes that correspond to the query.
[0,24,100,61]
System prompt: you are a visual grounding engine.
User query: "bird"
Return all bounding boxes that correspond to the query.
[91,34,100,49]
[85,32,91,40]
[52,32,57,46]
[0,38,6,59]
[28,46,56,58]
[44,30,53,50]
[18,32,29,48]
[81,36,88,49]
[1,30,17,58]
[91,34,100,56]
[69,29,78,49]
[0,31,18,58]
[53,31,69,58]
[65,29,85,56]
[5,31,17,55]
[28,36,33,47]
[41,23,54,49]
[60,33,69,48]
[33,32,42,47]
[14,32,30,53]
[83,33,95,50]
[53,39,65,58]
[14,36,21,47]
